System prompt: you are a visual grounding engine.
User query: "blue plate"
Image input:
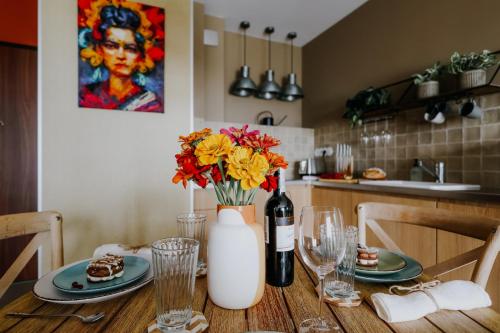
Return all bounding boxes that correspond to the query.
[355,252,422,283]
[53,256,150,294]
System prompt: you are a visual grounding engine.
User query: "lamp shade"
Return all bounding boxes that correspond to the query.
[279,73,304,101]
[230,65,257,97]
[279,31,303,102]
[256,69,281,100]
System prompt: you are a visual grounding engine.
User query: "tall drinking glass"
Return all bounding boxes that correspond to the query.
[326,226,358,298]
[177,213,207,273]
[152,238,199,332]
[298,206,346,332]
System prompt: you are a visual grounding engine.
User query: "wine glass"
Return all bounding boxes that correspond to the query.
[298,206,346,332]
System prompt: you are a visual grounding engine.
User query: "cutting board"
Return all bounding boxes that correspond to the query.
[319,178,359,184]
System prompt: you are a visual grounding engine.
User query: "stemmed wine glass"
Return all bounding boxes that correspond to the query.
[298,206,346,332]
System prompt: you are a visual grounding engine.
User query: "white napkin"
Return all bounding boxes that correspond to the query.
[372,291,437,323]
[371,280,492,323]
[426,280,491,311]
[93,243,152,261]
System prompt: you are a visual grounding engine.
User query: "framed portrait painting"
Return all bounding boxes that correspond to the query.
[78,0,165,113]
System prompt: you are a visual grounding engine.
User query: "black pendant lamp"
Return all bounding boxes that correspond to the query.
[256,27,281,100]
[230,21,257,97]
[279,32,304,101]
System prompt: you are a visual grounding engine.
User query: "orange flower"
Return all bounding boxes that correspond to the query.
[178,128,212,150]
[265,151,288,175]
[172,168,192,188]
[242,134,280,153]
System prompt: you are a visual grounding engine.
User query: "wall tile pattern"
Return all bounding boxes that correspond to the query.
[314,95,500,189]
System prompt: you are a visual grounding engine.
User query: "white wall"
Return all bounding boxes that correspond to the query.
[40,0,193,269]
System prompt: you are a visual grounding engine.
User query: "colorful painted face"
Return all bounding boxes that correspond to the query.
[100,27,141,77]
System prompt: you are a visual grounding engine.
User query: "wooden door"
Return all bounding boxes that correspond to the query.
[0,42,38,280]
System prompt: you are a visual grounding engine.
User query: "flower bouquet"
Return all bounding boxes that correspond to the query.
[172,125,288,309]
[172,125,288,204]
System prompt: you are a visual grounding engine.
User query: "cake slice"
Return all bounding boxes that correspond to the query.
[86,254,124,282]
[356,245,379,267]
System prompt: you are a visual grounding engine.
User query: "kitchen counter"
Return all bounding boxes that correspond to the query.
[286,179,500,204]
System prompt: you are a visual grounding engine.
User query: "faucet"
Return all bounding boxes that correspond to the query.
[416,159,446,183]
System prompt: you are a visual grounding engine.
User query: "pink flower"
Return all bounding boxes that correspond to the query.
[220,125,260,145]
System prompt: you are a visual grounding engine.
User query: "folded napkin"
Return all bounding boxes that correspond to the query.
[371,280,492,323]
[93,243,151,261]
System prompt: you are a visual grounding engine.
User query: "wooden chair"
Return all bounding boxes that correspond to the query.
[357,202,500,288]
[0,211,63,299]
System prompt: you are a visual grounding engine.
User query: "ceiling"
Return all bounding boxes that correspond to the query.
[200,0,367,47]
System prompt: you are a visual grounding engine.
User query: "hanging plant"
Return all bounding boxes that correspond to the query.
[343,87,391,127]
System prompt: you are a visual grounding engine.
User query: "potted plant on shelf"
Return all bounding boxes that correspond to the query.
[412,62,442,99]
[448,50,497,89]
[172,125,287,310]
[343,87,391,127]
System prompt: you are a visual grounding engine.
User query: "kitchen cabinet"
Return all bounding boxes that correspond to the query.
[311,188,353,225]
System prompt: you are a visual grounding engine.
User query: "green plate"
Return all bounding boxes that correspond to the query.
[355,252,423,283]
[356,248,406,275]
[52,256,150,294]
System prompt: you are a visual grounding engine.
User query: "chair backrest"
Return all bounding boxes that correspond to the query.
[0,211,63,299]
[357,202,500,288]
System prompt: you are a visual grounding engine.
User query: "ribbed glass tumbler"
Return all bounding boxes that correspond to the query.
[152,238,199,332]
[326,225,358,298]
[177,213,207,272]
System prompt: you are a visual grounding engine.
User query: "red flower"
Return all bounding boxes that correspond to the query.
[173,149,210,188]
[211,165,222,184]
[260,175,278,192]
[92,21,103,41]
[78,0,92,11]
[220,124,260,145]
[147,46,165,62]
[146,7,165,26]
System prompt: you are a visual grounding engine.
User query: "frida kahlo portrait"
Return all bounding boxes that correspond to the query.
[78,0,165,113]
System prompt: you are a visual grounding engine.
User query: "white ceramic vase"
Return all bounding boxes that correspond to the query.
[207,205,265,309]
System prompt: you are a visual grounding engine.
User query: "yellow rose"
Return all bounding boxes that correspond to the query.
[227,147,269,190]
[195,134,232,166]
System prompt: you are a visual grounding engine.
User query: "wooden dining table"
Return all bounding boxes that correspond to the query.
[1,251,499,333]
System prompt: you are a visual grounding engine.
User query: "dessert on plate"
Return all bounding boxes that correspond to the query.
[357,245,379,267]
[86,253,125,282]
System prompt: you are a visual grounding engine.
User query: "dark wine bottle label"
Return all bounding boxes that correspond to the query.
[275,216,294,252]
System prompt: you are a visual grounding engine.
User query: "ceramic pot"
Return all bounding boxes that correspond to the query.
[417,80,439,99]
[207,205,265,309]
[459,69,486,89]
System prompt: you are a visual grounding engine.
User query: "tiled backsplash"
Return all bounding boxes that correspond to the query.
[315,94,500,189]
[195,119,315,179]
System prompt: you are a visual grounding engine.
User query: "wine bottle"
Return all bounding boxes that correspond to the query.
[265,168,294,287]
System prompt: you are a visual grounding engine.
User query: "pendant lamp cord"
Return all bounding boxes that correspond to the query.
[290,38,294,73]
[243,28,247,65]
[268,33,271,69]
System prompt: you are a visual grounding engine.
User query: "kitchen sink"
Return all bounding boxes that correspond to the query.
[358,180,480,191]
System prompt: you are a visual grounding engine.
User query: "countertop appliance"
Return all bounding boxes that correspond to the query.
[298,157,326,176]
